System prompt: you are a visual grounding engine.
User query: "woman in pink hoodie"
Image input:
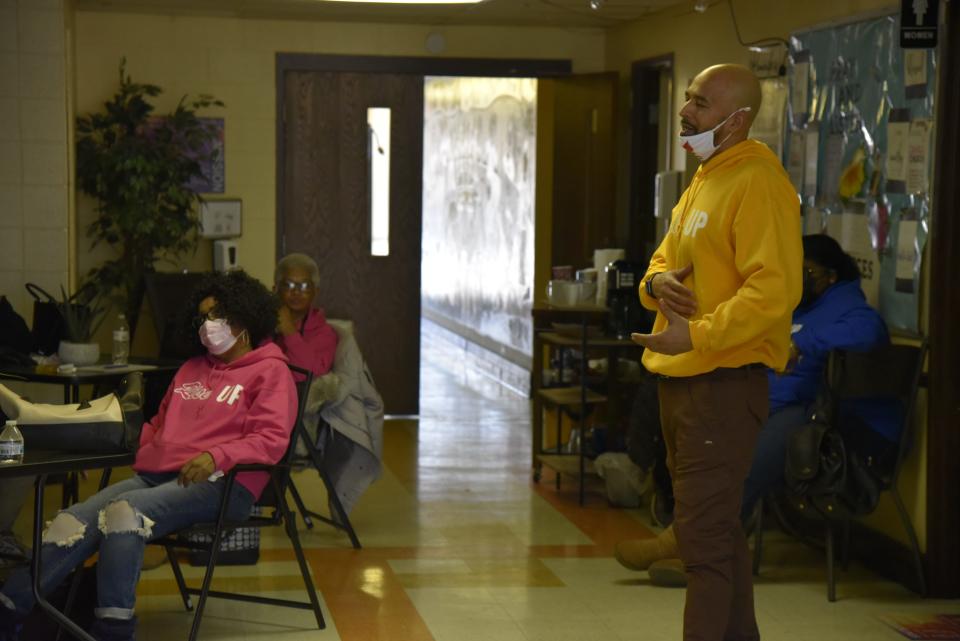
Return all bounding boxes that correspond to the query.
[0,271,296,641]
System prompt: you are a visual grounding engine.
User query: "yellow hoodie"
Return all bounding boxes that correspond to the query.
[640,139,802,377]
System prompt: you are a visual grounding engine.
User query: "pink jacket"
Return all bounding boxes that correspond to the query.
[133,343,297,499]
[274,307,338,378]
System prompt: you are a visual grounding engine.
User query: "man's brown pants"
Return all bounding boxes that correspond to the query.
[659,367,768,641]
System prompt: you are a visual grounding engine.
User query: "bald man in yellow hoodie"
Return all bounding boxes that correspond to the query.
[628,64,802,641]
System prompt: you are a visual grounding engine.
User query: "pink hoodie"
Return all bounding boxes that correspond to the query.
[274,307,338,378]
[133,343,297,499]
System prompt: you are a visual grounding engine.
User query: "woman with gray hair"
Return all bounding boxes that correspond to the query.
[274,253,337,377]
[273,253,384,520]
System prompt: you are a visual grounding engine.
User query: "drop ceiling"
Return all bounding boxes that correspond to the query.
[75,0,695,29]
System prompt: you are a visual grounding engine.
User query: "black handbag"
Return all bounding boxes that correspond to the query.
[0,295,33,355]
[25,282,67,356]
[785,417,847,499]
[785,411,882,520]
[0,372,144,453]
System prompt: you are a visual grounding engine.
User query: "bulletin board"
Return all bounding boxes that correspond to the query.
[784,13,936,332]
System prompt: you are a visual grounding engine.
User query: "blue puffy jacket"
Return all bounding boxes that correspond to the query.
[768,280,892,435]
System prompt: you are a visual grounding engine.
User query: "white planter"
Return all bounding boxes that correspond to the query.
[58,340,100,366]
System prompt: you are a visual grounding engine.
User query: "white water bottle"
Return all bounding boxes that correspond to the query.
[0,420,24,465]
[112,313,130,365]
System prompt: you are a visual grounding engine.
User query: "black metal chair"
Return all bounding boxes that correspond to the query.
[149,364,325,641]
[287,417,362,549]
[752,340,928,601]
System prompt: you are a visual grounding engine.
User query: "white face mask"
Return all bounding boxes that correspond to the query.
[199,318,239,356]
[679,107,751,162]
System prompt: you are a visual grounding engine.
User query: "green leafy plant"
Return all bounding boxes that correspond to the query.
[57,284,108,343]
[76,59,223,331]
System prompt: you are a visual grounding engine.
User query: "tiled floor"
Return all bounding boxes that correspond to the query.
[12,325,960,640]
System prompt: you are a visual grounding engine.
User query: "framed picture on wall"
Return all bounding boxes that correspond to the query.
[199,199,241,239]
[186,117,225,194]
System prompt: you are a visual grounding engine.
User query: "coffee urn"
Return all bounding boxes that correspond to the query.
[604,260,651,339]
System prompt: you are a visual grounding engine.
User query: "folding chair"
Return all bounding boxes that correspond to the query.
[149,364,325,641]
[287,418,362,549]
[753,340,928,601]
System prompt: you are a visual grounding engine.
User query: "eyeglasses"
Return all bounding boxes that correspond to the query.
[279,280,314,294]
[192,310,221,330]
[804,266,833,279]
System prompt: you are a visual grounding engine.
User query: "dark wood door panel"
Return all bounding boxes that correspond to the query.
[282,70,423,414]
[549,73,618,270]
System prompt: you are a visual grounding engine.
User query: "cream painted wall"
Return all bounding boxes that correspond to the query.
[606,0,929,550]
[73,10,605,288]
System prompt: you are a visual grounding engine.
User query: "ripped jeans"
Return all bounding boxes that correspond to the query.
[0,472,254,621]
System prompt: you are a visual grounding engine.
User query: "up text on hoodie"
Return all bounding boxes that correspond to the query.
[133,342,297,499]
[640,139,803,377]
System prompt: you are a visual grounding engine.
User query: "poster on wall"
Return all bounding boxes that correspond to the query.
[904,50,928,98]
[886,109,910,193]
[826,210,880,307]
[186,117,226,194]
[787,131,805,193]
[895,214,919,293]
[146,116,225,193]
[791,50,812,122]
[906,119,932,195]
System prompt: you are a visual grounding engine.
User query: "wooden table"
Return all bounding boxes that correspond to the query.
[0,360,180,404]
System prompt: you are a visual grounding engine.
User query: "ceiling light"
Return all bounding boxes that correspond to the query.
[693,0,709,12]
[320,0,485,4]
[589,0,605,9]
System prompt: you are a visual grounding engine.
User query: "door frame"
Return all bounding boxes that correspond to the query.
[275,53,572,259]
[926,0,960,597]
[627,53,673,263]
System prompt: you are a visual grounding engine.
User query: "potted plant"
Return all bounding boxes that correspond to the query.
[75,59,223,333]
[56,284,108,366]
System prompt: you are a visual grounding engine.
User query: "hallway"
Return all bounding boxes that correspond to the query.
[125,328,958,640]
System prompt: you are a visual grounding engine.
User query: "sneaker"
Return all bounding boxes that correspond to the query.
[648,558,687,588]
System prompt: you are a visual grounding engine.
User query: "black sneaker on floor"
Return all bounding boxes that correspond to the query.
[89,616,137,641]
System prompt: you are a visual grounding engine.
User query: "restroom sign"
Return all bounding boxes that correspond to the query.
[900,0,938,48]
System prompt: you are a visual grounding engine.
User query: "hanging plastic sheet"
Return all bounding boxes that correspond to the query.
[789,12,937,332]
[752,77,789,159]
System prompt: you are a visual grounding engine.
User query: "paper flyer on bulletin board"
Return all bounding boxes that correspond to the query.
[826,211,880,307]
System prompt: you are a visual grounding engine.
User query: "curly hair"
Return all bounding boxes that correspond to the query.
[803,234,860,282]
[181,270,279,355]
